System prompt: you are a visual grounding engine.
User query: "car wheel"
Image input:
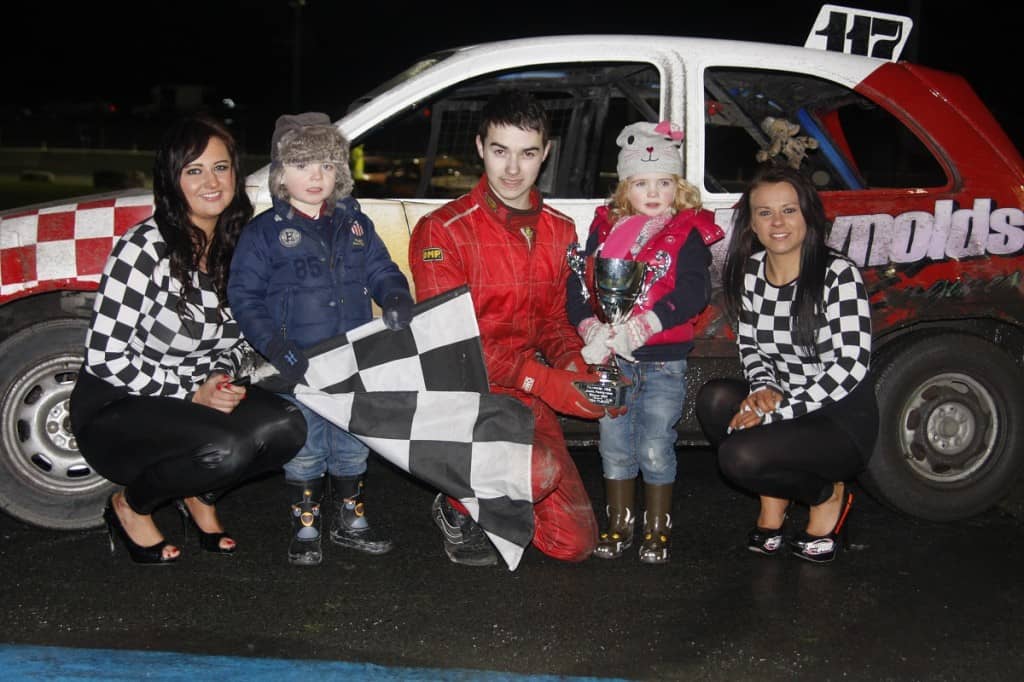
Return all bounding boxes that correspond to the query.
[0,319,113,529]
[860,333,1024,521]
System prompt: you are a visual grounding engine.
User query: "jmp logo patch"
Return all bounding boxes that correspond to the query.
[279,227,302,248]
[421,247,444,262]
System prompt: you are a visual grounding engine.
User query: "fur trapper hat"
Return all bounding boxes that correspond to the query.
[269,112,354,206]
[616,120,684,179]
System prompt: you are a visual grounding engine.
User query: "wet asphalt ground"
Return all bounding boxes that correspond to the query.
[1,447,1022,681]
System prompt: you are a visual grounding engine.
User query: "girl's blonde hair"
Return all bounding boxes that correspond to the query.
[608,175,702,223]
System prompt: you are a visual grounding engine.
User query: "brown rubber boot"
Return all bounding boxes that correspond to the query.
[639,483,673,564]
[592,478,636,559]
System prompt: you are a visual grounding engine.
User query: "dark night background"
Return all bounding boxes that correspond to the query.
[1,0,1019,158]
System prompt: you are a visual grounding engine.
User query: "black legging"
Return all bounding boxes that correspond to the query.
[72,373,306,514]
[695,378,865,506]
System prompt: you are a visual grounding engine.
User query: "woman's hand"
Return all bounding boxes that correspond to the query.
[192,373,246,414]
[747,387,782,414]
[728,387,783,431]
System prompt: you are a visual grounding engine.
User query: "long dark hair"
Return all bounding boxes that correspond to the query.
[722,164,831,357]
[152,115,253,318]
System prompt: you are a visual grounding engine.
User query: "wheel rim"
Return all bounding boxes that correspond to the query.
[899,371,998,483]
[1,353,108,498]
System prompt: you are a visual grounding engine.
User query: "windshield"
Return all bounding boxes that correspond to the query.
[347,50,458,113]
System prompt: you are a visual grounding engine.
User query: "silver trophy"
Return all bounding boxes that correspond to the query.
[567,243,671,407]
[593,257,649,325]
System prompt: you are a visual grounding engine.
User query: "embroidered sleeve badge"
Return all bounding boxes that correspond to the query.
[421,247,444,262]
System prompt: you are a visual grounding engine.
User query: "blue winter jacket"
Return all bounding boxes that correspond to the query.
[228,196,410,354]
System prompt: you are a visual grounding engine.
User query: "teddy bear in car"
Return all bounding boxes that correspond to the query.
[755,116,819,169]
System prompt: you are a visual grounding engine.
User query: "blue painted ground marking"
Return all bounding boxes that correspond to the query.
[0,644,630,681]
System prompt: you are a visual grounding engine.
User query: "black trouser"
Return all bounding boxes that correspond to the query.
[695,378,866,506]
[73,377,306,514]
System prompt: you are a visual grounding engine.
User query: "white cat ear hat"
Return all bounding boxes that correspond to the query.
[615,120,684,179]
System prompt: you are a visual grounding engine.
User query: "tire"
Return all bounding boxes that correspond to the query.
[0,319,114,529]
[860,333,1024,521]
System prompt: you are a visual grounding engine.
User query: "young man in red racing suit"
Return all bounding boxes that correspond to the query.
[409,90,617,566]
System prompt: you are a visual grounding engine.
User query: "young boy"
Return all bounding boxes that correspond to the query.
[229,112,414,566]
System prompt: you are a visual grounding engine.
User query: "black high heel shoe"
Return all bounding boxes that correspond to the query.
[175,498,236,555]
[747,526,786,555]
[791,487,853,564]
[747,502,792,556]
[103,494,179,566]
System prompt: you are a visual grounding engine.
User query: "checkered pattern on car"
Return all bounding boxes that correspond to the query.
[83,221,248,398]
[0,195,155,299]
[738,251,872,422]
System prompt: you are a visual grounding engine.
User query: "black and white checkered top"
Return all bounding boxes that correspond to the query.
[738,251,872,423]
[83,222,250,399]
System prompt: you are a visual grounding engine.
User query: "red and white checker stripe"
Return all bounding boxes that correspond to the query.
[0,194,155,300]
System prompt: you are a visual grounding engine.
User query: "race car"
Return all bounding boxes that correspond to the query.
[2,5,1021,530]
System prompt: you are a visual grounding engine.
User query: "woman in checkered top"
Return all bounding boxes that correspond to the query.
[69,116,306,565]
[695,165,878,564]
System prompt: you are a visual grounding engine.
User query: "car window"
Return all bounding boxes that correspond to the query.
[351,62,661,201]
[703,67,947,193]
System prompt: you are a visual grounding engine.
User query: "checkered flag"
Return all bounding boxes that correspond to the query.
[248,287,536,570]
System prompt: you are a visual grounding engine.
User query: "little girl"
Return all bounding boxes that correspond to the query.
[567,120,723,564]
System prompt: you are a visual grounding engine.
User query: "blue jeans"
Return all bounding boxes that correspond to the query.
[280,395,368,483]
[599,358,687,485]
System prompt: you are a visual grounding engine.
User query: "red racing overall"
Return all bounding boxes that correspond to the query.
[410,177,598,561]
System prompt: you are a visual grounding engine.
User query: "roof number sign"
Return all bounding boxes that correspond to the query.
[805,4,913,61]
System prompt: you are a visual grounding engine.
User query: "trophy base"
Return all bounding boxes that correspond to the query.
[575,364,628,408]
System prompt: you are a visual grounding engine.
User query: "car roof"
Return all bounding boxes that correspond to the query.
[446,33,884,61]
